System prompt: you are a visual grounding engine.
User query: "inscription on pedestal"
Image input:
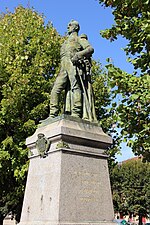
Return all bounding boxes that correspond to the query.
[72,170,101,203]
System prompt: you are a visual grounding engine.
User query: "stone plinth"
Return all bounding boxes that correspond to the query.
[19,115,115,225]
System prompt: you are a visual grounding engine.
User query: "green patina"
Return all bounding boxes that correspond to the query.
[50,20,97,123]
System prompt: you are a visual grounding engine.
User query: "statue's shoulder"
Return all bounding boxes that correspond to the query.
[79,34,88,40]
[78,33,91,49]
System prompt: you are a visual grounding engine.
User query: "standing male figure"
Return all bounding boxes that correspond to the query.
[50,20,94,118]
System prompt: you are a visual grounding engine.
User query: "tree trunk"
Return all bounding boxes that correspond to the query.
[139,212,142,225]
[0,216,4,225]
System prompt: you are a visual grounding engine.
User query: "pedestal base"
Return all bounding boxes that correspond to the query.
[20,222,116,225]
[19,116,115,225]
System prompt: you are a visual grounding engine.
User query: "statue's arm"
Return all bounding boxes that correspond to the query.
[71,39,94,64]
[78,46,94,58]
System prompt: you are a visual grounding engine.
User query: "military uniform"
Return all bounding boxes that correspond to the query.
[50,32,94,118]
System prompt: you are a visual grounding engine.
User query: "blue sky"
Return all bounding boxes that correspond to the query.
[0,0,135,161]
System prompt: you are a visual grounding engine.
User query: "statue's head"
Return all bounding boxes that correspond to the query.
[67,20,80,34]
[80,33,88,40]
[37,133,44,139]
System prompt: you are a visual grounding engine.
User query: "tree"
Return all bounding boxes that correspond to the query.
[0,6,61,224]
[92,60,121,167]
[97,0,150,161]
[111,158,150,221]
[99,0,150,73]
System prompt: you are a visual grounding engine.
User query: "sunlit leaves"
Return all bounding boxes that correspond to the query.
[105,63,150,161]
[0,6,61,219]
[99,0,150,73]
[92,60,121,167]
[98,0,150,161]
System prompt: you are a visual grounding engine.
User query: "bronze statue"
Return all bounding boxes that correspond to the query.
[50,20,97,122]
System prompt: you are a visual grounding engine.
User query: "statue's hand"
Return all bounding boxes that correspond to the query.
[71,52,82,65]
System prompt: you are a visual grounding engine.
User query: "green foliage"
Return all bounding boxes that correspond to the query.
[92,60,121,167]
[98,0,150,161]
[0,6,61,219]
[111,159,150,216]
[99,0,150,73]
[105,64,150,161]
[92,60,112,129]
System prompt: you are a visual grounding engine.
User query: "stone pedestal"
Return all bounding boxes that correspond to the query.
[19,115,115,225]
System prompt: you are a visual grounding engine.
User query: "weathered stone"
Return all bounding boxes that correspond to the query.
[19,116,116,225]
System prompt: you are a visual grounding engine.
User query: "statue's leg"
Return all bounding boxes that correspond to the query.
[68,66,82,118]
[50,71,68,117]
[64,83,72,114]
